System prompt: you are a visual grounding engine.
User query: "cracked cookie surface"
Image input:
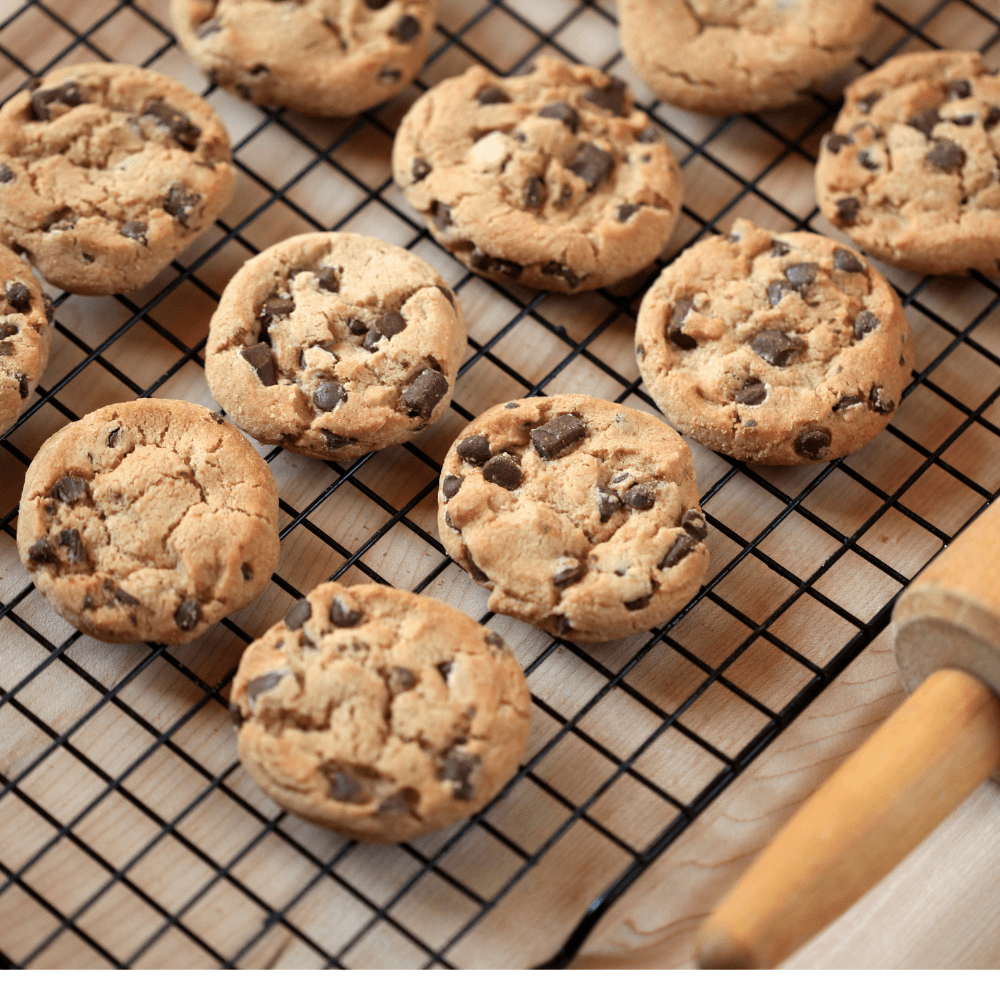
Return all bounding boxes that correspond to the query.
[438,394,709,643]
[635,219,913,465]
[0,62,234,297]
[816,51,1000,277]
[205,232,466,462]
[0,244,52,437]
[619,0,874,114]
[17,398,281,645]
[392,56,682,294]
[171,0,436,118]
[230,581,531,842]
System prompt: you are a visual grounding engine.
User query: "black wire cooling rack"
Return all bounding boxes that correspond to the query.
[3,0,1000,970]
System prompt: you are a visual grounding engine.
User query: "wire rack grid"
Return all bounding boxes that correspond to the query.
[2,0,1000,971]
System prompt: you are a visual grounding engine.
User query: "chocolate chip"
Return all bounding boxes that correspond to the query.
[833,249,865,273]
[321,429,353,451]
[56,527,85,565]
[658,533,694,570]
[467,552,490,583]
[752,330,803,367]
[540,261,580,288]
[616,203,639,223]
[284,598,311,630]
[42,293,54,323]
[554,562,585,587]
[927,139,965,172]
[42,207,75,232]
[6,282,30,313]
[794,429,832,460]
[107,427,121,448]
[869,385,895,414]
[432,201,452,230]
[477,85,510,105]
[438,286,455,307]
[538,102,579,132]
[681,509,708,540]
[364,0,392,7]
[568,143,614,190]
[52,476,89,504]
[624,594,651,611]
[854,310,879,340]
[836,197,860,224]
[482,453,521,490]
[313,380,346,411]
[241,562,253,581]
[597,486,621,522]
[28,538,56,564]
[437,660,454,682]
[785,262,818,290]
[326,769,366,803]
[229,702,244,728]
[771,240,791,257]
[379,788,420,814]
[401,368,448,418]
[30,81,83,121]
[16,373,28,398]
[241,343,276,386]
[0,323,17,341]
[175,599,201,632]
[142,100,201,149]
[347,318,368,337]
[121,221,147,244]
[623,485,655,510]
[457,434,491,465]
[195,17,222,38]
[857,91,882,113]
[390,14,421,42]
[114,587,139,606]
[948,79,971,100]
[439,748,477,800]
[668,297,696,350]
[858,149,879,171]
[442,473,463,500]
[908,108,941,137]
[986,107,1000,130]
[950,113,976,126]
[767,279,795,306]
[504,402,518,409]
[247,671,288,709]
[825,133,851,153]
[412,157,431,181]
[313,266,339,293]
[583,77,627,116]
[735,381,767,406]
[637,125,660,143]
[364,311,403,350]
[164,183,200,225]
[0,164,13,183]
[330,595,362,627]
[470,250,522,279]
[833,394,864,411]
[392,666,416,691]
[530,413,586,460]
[486,631,504,648]
[260,295,294,333]
[524,175,545,209]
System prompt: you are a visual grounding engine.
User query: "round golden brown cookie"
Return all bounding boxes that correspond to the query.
[229,581,531,843]
[0,62,234,297]
[205,232,466,462]
[171,0,436,118]
[17,398,281,645]
[816,50,1000,277]
[0,246,53,437]
[392,56,682,294]
[438,394,709,643]
[619,0,875,114]
[635,219,914,465]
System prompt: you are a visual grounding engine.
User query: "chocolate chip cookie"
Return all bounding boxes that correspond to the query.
[392,56,683,294]
[816,50,1000,277]
[635,219,914,465]
[171,0,436,118]
[230,581,531,843]
[438,395,709,643]
[0,62,234,297]
[619,0,875,114]
[0,246,53,437]
[205,232,465,462]
[17,399,281,645]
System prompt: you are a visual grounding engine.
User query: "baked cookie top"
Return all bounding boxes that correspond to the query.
[205,232,466,462]
[171,0,436,117]
[17,398,281,646]
[230,581,531,843]
[0,244,53,437]
[0,62,234,296]
[438,394,709,644]
[635,219,914,465]
[392,56,683,294]
[816,50,1000,277]
[619,0,874,114]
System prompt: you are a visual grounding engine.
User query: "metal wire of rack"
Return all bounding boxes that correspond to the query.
[2,0,1000,970]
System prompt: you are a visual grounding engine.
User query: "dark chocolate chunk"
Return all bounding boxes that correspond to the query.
[836,197,861,224]
[950,113,976,126]
[583,77,627,116]
[392,666,417,691]
[442,473,463,500]
[834,248,865,273]
[379,788,421,814]
[314,266,339,293]
[30,81,83,121]
[868,385,895,414]
[597,486,620,522]
[195,17,222,38]
[0,164,13,183]
[857,91,882,113]
[540,261,580,288]
[467,552,490,583]
[854,310,879,340]
[476,85,510,105]
[164,183,200,225]
[538,102,579,132]
[42,293,54,323]
[624,594,651,611]
[794,428,832,460]
[121,220,148,244]
[389,14,421,42]
[432,201,452,230]
[553,562,585,587]
[260,295,294,332]
[229,702,244,728]
[927,139,965,172]
[7,282,30,313]
[0,323,17,340]
[637,125,659,143]
[623,485,655,510]
[681,509,708,541]
[986,106,1000,130]
[858,149,879,171]
[439,748,477,800]
[616,203,639,223]
[482,452,521,490]
[948,79,971,100]
[752,330,803,367]
[284,598,311,630]
[52,476,89,504]
[668,297,696,350]
[28,538,56,564]
[16,373,28,399]
[504,401,519,409]
[175,599,201,632]
[767,279,795,306]
[908,108,941,137]
[330,595,362,627]
[825,133,852,153]
[313,380,346,411]
[437,660,454,682]
[524,175,545,209]
[530,413,586,460]
[438,285,455,306]
[470,250,523,279]
[107,427,121,448]
[57,528,86,565]
[142,100,201,149]
[365,0,392,7]
[321,429,353,451]
[486,631,504,648]
[457,434,491,465]
[568,142,614,190]
[247,671,288,709]
[735,381,767,406]
[785,262,819,290]
[347,318,368,336]
[240,342,276,386]
[412,157,432,182]
[241,562,253,581]
[658,533,694,570]
[43,207,76,232]
[401,367,448,418]
[833,394,864,411]
[326,769,366,803]
[114,586,139,606]
[771,240,791,257]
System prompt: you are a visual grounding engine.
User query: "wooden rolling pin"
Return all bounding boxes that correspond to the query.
[695,502,1000,970]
